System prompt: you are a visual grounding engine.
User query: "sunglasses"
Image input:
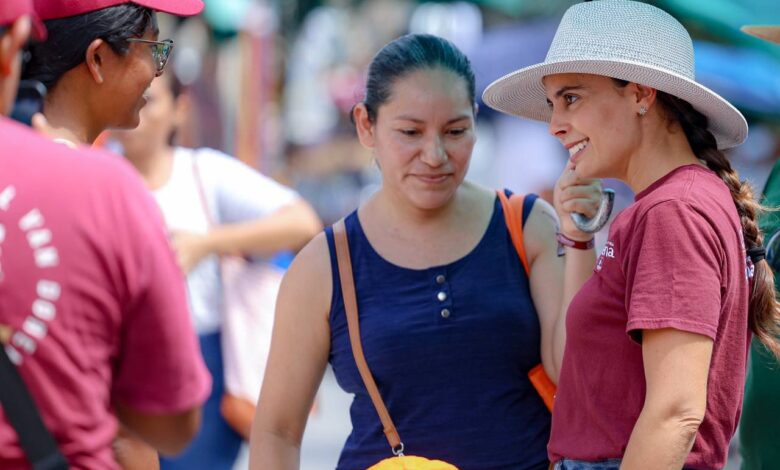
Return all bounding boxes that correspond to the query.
[126,38,174,77]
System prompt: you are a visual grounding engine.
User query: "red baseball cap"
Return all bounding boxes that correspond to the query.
[0,0,47,40]
[34,0,204,21]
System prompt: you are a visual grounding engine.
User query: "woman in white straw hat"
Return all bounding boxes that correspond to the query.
[483,1,780,469]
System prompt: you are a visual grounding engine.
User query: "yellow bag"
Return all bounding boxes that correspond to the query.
[368,456,459,470]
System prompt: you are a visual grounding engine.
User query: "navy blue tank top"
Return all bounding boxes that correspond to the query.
[324,192,550,470]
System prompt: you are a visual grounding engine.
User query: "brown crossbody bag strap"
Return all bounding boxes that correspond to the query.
[332,219,405,457]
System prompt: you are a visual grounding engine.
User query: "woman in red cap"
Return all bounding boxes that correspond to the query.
[23,0,202,145]
[0,2,213,470]
[19,1,208,469]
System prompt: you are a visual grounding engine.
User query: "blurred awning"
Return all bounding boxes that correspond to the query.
[471,0,780,58]
[471,0,576,18]
[656,0,780,59]
[694,39,780,120]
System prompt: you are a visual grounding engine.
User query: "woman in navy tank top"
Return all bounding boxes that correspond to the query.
[250,34,601,470]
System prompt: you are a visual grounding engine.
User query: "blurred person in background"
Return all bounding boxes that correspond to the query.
[111,71,322,470]
[251,33,601,470]
[0,1,211,469]
[483,2,780,469]
[738,22,780,470]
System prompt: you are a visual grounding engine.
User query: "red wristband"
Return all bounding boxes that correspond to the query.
[556,232,594,256]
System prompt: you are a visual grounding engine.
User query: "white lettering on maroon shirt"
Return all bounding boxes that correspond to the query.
[0,185,15,211]
[0,186,62,365]
[0,185,13,283]
[595,241,615,272]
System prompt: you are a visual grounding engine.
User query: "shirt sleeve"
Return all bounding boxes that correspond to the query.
[111,166,211,413]
[196,148,298,225]
[624,200,724,342]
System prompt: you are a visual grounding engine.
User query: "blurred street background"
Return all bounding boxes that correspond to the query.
[147,1,780,467]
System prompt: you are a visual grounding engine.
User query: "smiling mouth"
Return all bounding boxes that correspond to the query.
[568,139,589,161]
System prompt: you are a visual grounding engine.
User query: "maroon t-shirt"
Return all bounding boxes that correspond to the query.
[549,165,750,469]
[0,118,211,469]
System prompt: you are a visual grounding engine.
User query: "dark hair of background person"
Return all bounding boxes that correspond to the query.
[613,78,780,358]
[353,33,476,124]
[22,4,154,91]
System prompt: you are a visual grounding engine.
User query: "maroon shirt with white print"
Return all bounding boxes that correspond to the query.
[549,164,750,470]
[0,118,210,469]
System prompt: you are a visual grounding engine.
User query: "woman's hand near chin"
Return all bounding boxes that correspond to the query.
[553,160,603,241]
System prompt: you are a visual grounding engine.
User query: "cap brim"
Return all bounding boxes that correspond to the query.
[133,0,204,16]
[741,26,780,45]
[482,58,748,150]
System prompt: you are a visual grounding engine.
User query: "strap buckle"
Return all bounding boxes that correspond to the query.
[392,442,405,457]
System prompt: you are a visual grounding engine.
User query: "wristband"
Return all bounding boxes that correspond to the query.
[556,232,595,257]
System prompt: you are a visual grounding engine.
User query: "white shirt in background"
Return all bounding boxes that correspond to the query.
[153,146,298,335]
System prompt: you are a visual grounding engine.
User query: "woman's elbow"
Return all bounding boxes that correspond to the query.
[675,408,705,437]
[652,399,706,440]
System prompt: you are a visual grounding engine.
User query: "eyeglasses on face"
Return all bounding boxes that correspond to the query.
[126,38,174,76]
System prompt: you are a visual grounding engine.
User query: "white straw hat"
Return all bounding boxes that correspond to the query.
[482,0,748,150]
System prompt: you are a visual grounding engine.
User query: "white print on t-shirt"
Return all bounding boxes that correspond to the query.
[595,241,615,273]
[0,184,62,365]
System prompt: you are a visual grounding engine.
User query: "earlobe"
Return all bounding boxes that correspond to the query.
[353,103,375,148]
[85,39,106,84]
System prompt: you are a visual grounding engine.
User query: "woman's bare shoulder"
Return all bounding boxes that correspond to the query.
[278,231,333,320]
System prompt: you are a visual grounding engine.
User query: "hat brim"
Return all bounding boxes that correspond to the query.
[132,0,203,17]
[482,59,748,150]
[742,25,780,45]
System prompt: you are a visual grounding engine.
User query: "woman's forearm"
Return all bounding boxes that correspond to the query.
[622,329,711,469]
[551,246,596,378]
[207,199,322,257]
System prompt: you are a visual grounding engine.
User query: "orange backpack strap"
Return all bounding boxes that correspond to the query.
[497,190,557,412]
[497,190,530,275]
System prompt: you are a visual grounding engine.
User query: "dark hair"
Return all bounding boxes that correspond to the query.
[22,4,154,90]
[357,33,475,123]
[614,78,780,358]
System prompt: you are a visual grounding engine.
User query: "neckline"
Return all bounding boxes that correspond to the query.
[634,164,711,201]
[351,195,500,273]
